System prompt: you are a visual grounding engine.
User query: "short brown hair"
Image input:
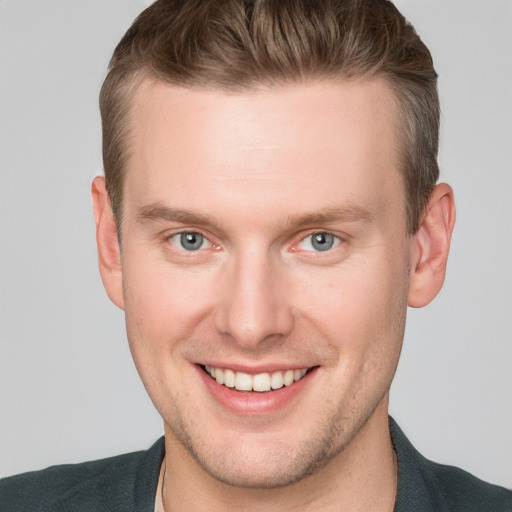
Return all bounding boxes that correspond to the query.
[100,0,439,235]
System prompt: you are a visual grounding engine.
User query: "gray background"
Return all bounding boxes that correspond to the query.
[1,0,511,488]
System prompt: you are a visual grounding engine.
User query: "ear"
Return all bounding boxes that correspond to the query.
[91,176,125,310]
[408,183,456,308]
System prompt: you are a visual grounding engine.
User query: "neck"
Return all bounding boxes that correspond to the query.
[159,400,397,512]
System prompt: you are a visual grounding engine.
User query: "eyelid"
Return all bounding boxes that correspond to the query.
[170,232,208,250]
[161,228,344,255]
[293,231,343,253]
[165,230,221,252]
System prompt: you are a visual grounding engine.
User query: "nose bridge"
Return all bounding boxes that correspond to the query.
[215,243,293,348]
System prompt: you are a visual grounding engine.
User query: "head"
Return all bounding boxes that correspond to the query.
[93,0,455,492]
[100,0,440,237]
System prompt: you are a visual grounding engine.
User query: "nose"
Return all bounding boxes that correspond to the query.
[214,248,294,350]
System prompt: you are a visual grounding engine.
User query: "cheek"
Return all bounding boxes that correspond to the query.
[124,252,212,320]
[292,253,409,360]
[121,255,218,368]
[121,260,221,421]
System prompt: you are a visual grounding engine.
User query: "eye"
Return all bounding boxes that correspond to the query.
[298,232,340,252]
[169,232,211,251]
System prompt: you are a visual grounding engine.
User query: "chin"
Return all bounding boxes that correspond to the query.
[176,423,350,489]
[192,447,324,489]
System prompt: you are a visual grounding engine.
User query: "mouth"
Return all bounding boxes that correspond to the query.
[200,364,314,393]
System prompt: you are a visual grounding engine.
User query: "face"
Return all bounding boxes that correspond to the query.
[115,79,413,487]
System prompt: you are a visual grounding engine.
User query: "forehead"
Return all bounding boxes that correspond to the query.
[125,78,404,228]
[130,77,400,158]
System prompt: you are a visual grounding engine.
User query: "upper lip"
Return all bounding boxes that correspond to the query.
[196,362,316,374]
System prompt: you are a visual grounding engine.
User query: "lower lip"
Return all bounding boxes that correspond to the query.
[196,365,317,416]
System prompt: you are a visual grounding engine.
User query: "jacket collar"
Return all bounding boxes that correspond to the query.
[390,417,448,512]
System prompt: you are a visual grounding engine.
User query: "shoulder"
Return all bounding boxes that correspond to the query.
[389,417,512,512]
[0,437,164,512]
[427,459,512,512]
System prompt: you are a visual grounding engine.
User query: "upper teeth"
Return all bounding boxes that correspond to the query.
[204,366,308,392]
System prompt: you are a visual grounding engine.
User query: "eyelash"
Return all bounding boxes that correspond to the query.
[295,232,342,253]
[165,230,343,255]
[167,232,218,252]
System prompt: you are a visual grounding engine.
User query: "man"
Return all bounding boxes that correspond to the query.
[1,0,510,510]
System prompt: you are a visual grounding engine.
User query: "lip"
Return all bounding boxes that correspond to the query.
[198,361,312,374]
[194,363,318,416]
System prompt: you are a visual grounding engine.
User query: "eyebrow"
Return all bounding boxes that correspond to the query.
[286,205,376,227]
[137,203,220,230]
[137,202,375,231]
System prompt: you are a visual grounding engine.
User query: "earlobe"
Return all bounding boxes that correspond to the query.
[408,183,456,308]
[91,176,125,310]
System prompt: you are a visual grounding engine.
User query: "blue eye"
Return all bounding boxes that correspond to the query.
[299,232,339,252]
[170,232,208,251]
[311,233,335,251]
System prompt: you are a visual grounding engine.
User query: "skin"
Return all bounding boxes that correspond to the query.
[93,78,455,511]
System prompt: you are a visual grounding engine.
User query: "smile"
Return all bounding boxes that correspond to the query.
[203,365,310,392]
